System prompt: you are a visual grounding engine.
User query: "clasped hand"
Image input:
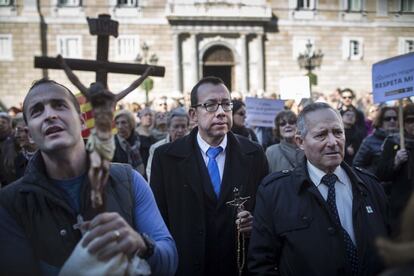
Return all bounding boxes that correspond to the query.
[81,212,147,261]
[236,210,253,234]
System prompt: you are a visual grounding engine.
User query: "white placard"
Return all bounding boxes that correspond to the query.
[372,52,414,104]
[279,76,311,102]
[245,97,285,128]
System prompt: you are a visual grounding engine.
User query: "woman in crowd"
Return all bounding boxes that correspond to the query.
[341,108,365,165]
[135,107,157,170]
[365,104,380,136]
[376,103,414,237]
[265,110,303,173]
[353,106,398,173]
[151,111,168,141]
[113,110,145,176]
[231,99,258,142]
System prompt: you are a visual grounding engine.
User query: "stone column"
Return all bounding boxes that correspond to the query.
[172,32,182,93]
[257,34,265,93]
[190,33,199,85]
[241,34,248,94]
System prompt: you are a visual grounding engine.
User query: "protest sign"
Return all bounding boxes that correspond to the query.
[245,97,284,128]
[372,52,414,103]
[279,76,311,102]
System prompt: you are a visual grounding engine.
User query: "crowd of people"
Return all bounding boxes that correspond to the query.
[0,77,414,275]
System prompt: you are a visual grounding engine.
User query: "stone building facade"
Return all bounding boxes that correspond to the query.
[0,0,413,107]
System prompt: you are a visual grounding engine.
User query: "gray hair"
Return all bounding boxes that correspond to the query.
[296,102,341,138]
[167,108,189,128]
[114,109,136,130]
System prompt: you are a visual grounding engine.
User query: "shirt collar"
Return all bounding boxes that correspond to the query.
[197,131,227,154]
[307,160,347,187]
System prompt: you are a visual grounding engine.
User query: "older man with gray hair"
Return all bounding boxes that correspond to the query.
[248,102,389,276]
[146,108,189,182]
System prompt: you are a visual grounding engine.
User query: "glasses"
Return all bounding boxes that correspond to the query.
[193,101,233,112]
[383,116,397,122]
[279,120,296,127]
[405,117,414,124]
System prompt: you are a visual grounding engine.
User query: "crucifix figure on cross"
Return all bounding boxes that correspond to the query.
[34,14,165,212]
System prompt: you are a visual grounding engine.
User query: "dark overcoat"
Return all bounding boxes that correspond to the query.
[248,160,389,276]
[150,127,268,276]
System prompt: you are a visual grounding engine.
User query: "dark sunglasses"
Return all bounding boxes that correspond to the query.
[383,116,397,122]
[405,117,414,124]
[279,120,296,127]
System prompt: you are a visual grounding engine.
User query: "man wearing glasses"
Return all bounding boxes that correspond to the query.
[150,76,269,275]
[338,88,367,137]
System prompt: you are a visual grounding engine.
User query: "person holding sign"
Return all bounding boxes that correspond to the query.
[376,103,414,237]
[353,106,399,174]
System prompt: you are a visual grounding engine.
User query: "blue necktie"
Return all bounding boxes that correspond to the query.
[321,173,359,276]
[206,146,223,197]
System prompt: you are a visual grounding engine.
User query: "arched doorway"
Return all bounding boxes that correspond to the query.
[202,45,234,91]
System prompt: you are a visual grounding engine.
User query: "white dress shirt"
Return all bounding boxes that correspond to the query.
[307,161,356,244]
[197,132,227,183]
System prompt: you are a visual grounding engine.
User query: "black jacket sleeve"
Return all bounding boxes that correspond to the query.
[375,137,398,182]
[0,207,41,275]
[149,146,169,227]
[248,182,280,275]
[353,137,373,169]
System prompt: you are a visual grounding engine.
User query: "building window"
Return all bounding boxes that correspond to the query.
[347,0,362,11]
[115,35,139,60]
[117,0,138,7]
[400,0,414,12]
[297,0,315,10]
[0,34,12,60]
[343,37,363,60]
[0,0,12,6]
[57,0,81,6]
[57,36,82,58]
[399,38,414,54]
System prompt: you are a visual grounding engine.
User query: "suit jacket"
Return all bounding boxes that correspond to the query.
[150,127,268,276]
[248,160,389,276]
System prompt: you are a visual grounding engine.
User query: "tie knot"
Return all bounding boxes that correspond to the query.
[207,146,223,159]
[321,173,338,188]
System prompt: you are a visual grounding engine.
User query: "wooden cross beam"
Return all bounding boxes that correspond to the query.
[34,14,164,88]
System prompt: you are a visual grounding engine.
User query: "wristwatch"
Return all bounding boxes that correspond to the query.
[138,233,155,259]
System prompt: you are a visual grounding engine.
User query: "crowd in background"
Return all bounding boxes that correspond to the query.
[1,87,414,273]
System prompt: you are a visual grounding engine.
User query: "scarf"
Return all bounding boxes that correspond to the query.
[116,132,143,170]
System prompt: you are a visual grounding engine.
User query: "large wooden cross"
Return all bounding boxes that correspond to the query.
[33,14,165,213]
[34,14,165,87]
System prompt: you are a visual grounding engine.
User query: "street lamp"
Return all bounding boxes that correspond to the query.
[136,42,158,105]
[297,40,323,98]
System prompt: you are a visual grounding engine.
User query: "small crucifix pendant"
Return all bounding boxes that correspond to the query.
[226,187,250,212]
[226,187,250,276]
[73,214,86,235]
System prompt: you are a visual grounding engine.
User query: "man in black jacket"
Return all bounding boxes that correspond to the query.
[338,88,367,138]
[151,76,269,275]
[0,79,177,275]
[248,102,388,276]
